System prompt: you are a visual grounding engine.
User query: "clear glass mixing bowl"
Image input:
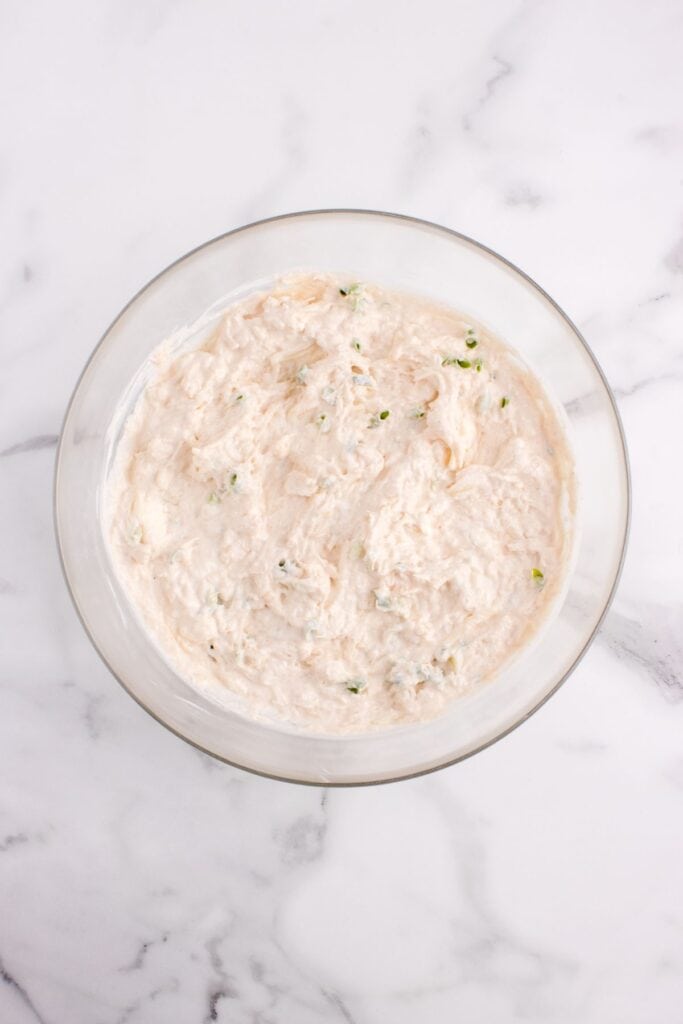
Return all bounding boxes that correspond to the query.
[54,210,630,785]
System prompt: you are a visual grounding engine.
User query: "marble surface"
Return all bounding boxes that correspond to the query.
[1,0,682,1020]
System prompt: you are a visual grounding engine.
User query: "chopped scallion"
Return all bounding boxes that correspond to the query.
[346,678,366,694]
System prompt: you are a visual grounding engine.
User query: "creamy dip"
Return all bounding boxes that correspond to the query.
[106,274,575,733]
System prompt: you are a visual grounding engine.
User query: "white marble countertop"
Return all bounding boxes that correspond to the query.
[2,1,682,1021]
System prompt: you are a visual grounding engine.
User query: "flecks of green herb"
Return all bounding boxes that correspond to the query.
[339,283,360,297]
[278,559,286,568]
[457,358,472,368]
[229,473,238,487]
[352,338,362,352]
[409,405,426,419]
[234,393,245,402]
[475,359,483,372]
[346,678,366,694]
[442,356,472,368]
[466,338,478,348]
[531,567,544,581]
[501,396,510,408]
[368,411,389,429]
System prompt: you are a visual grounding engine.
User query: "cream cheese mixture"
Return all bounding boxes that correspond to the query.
[106,274,575,732]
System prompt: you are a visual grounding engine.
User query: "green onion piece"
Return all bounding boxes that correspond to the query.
[475,359,483,372]
[457,359,471,368]
[229,473,237,486]
[531,567,544,580]
[409,406,426,419]
[379,409,390,420]
[466,338,478,349]
[501,396,510,408]
[346,678,366,694]
[352,338,362,352]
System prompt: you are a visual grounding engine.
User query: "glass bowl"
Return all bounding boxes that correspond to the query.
[54,210,630,785]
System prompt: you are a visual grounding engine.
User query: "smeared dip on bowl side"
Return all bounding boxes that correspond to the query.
[106,274,575,733]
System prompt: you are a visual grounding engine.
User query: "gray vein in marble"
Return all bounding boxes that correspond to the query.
[400,96,438,192]
[636,124,683,153]
[276,789,329,868]
[462,55,513,132]
[247,956,288,1017]
[664,233,683,274]
[204,933,239,1023]
[425,786,578,1007]
[563,363,683,413]
[278,813,327,867]
[613,368,683,401]
[83,693,106,741]
[599,605,683,703]
[638,290,670,306]
[505,182,543,209]
[0,434,58,457]
[119,933,168,974]
[0,954,46,1024]
[556,738,608,754]
[114,979,179,1024]
[320,987,357,1024]
[0,833,31,853]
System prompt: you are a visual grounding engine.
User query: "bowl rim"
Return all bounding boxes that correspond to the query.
[53,208,631,786]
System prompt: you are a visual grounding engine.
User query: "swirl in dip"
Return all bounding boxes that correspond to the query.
[106,274,575,732]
